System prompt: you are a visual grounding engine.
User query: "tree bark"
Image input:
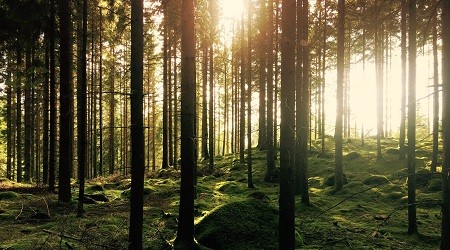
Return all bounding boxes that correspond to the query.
[279,0,296,248]
[128,0,145,246]
[431,7,439,172]
[441,0,450,248]
[407,0,417,235]
[334,0,345,191]
[174,0,196,247]
[58,0,73,202]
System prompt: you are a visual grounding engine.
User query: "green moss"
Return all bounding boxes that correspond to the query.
[426,178,442,192]
[195,199,281,249]
[344,152,361,161]
[85,184,104,193]
[0,191,19,200]
[217,182,246,195]
[362,175,389,186]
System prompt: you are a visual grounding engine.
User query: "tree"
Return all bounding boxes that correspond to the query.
[128,0,145,246]
[16,48,22,183]
[174,0,196,247]
[399,0,407,160]
[431,3,439,172]
[334,0,345,191]
[58,0,73,202]
[239,12,246,164]
[247,0,254,188]
[441,0,450,248]
[48,0,56,191]
[265,0,277,182]
[407,0,417,235]
[257,0,267,150]
[77,0,88,217]
[279,0,296,248]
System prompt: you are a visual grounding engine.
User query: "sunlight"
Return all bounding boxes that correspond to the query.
[219,0,245,19]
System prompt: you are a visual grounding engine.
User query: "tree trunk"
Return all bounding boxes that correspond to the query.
[239,13,246,164]
[99,9,104,176]
[58,0,73,202]
[108,47,115,175]
[334,0,345,191]
[407,0,417,235]
[257,0,267,150]
[48,0,56,190]
[174,0,196,247]
[265,0,276,182]
[16,47,23,183]
[431,8,439,172]
[279,0,296,248]
[76,0,87,217]
[375,25,384,161]
[209,39,214,169]
[247,0,253,188]
[441,0,450,248]
[201,45,209,160]
[321,0,327,154]
[6,55,12,180]
[162,10,169,169]
[399,0,407,160]
[24,49,31,182]
[128,0,145,246]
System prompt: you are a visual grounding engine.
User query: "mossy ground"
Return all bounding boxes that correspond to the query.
[0,137,443,249]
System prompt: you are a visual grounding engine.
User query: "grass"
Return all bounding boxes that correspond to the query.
[0,137,443,249]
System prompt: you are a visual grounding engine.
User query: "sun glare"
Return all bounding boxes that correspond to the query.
[220,0,245,19]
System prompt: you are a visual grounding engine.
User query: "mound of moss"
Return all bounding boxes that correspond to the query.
[362,175,390,186]
[195,199,294,249]
[344,152,361,161]
[426,178,442,192]
[324,174,348,186]
[217,182,246,195]
[0,191,19,200]
[415,168,436,188]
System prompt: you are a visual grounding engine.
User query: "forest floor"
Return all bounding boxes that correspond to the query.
[0,137,443,249]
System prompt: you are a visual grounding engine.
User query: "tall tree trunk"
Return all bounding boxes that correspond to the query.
[77,0,87,217]
[407,0,418,235]
[441,0,450,248]
[209,38,214,169]
[174,40,178,169]
[399,0,407,160]
[265,0,276,182]
[128,0,145,246]
[201,46,209,159]
[6,55,12,180]
[99,9,104,176]
[24,49,31,182]
[334,0,345,191]
[239,13,246,164]
[321,0,327,154]
[109,47,115,175]
[247,0,254,188]
[49,0,56,190]
[174,0,196,247]
[16,48,23,183]
[59,0,73,202]
[431,8,439,172]
[168,37,174,167]
[279,0,296,248]
[375,26,384,161]
[257,0,267,150]
[162,10,169,169]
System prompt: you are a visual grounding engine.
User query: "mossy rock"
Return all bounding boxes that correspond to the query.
[415,168,436,188]
[121,187,154,199]
[247,191,270,202]
[230,163,246,171]
[217,182,245,195]
[0,191,19,200]
[386,148,400,155]
[323,174,348,187]
[117,179,132,190]
[386,191,405,200]
[362,175,389,186]
[86,184,104,193]
[344,152,361,161]
[195,199,298,249]
[85,193,109,202]
[391,168,408,180]
[426,178,442,192]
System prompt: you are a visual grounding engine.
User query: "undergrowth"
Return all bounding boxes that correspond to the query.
[0,137,443,249]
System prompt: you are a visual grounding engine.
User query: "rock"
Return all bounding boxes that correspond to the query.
[362,175,390,186]
[344,152,361,161]
[195,199,301,249]
[324,174,348,186]
[426,178,442,192]
[85,193,109,202]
